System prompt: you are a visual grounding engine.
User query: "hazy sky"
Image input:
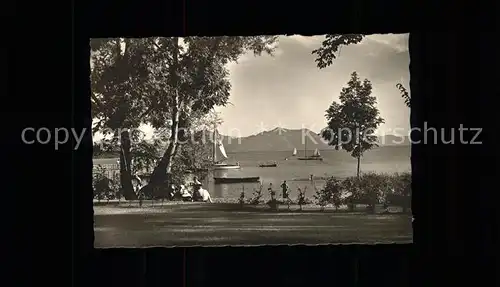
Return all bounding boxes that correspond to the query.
[96,34,410,141]
[214,34,410,137]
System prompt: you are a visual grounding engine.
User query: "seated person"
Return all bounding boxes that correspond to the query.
[132,175,143,192]
[193,185,212,203]
[198,187,212,203]
[168,184,177,200]
[179,184,192,201]
[192,176,202,186]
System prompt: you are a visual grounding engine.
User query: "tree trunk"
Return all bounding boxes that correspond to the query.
[140,38,182,196]
[143,95,180,184]
[356,155,361,179]
[119,129,137,200]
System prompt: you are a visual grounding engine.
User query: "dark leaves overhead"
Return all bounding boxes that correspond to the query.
[396,83,411,108]
[312,34,364,69]
[145,36,278,129]
[90,38,153,131]
[91,36,279,133]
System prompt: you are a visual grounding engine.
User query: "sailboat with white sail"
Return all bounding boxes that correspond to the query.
[297,138,323,161]
[292,148,297,156]
[312,148,321,158]
[212,126,241,170]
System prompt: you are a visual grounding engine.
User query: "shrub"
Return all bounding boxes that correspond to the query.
[248,184,264,205]
[239,191,245,206]
[326,177,344,210]
[110,172,121,200]
[265,183,278,211]
[239,185,246,207]
[385,172,412,212]
[92,165,115,202]
[267,199,278,211]
[342,173,392,213]
[357,173,393,213]
[314,177,343,211]
[297,187,307,211]
[391,172,412,196]
[342,177,360,211]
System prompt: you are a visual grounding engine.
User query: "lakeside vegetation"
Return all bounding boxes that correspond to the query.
[237,171,410,213]
[93,166,411,214]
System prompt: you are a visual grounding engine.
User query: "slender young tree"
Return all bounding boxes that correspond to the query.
[321,72,385,178]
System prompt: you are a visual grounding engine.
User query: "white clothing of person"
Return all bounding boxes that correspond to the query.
[180,185,191,198]
[169,184,177,198]
[197,188,212,203]
[133,175,143,192]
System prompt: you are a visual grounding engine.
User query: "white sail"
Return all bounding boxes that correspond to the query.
[213,129,228,163]
[216,140,228,161]
[292,148,297,156]
[313,148,320,156]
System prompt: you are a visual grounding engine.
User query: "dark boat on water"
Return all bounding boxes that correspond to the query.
[214,176,260,184]
[297,156,323,161]
[258,162,278,167]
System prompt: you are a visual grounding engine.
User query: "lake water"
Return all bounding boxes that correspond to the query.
[206,146,410,199]
[93,146,411,200]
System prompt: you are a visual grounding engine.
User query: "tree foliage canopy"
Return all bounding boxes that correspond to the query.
[144,36,278,129]
[91,38,153,133]
[91,36,278,134]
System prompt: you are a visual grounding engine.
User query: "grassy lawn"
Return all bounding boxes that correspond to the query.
[94,202,413,247]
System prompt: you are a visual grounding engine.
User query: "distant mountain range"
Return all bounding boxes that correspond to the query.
[219,128,410,153]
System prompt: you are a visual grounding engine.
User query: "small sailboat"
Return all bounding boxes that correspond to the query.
[297,139,323,161]
[212,126,241,170]
[292,148,297,156]
[312,148,321,157]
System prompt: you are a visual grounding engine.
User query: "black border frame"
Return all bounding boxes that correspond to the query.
[8,0,496,286]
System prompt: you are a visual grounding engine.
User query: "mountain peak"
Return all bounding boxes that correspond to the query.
[221,128,329,152]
